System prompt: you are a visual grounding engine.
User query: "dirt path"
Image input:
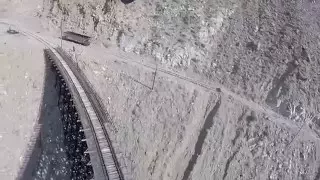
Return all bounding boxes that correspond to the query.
[2,0,320,178]
[3,19,318,179]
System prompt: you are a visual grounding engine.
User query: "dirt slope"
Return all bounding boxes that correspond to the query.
[1,0,320,179]
[0,23,45,179]
[42,0,320,117]
[56,41,319,180]
[40,0,320,179]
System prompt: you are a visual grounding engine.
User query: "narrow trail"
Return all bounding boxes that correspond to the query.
[1,19,318,143]
[0,21,124,180]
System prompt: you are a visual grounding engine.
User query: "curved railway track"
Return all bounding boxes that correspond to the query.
[0,21,124,179]
[0,21,314,140]
[2,19,320,180]
[44,47,124,180]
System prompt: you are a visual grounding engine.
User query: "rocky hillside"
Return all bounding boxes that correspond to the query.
[40,0,320,179]
[42,0,320,113]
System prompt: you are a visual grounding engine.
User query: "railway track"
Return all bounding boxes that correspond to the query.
[3,20,319,180]
[44,48,124,180]
[0,21,314,141]
[0,21,124,179]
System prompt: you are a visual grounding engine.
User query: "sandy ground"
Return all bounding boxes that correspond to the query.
[0,23,45,179]
[1,0,320,180]
[58,42,320,180]
[0,17,69,180]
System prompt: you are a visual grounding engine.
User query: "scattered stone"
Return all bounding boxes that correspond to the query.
[246,41,259,51]
[301,47,310,62]
[296,71,308,81]
[293,60,300,66]
[7,28,19,34]
[246,111,257,124]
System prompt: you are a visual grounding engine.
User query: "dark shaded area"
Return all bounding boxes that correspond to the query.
[93,16,99,31]
[17,51,93,180]
[231,110,247,146]
[62,31,91,46]
[301,47,310,62]
[314,165,320,180]
[296,71,308,81]
[55,47,124,179]
[77,4,86,18]
[265,61,298,115]
[121,0,135,4]
[308,117,320,139]
[246,111,257,125]
[18,52,70,179]
[231,128,243,146]
[182,98,221,180]
[7,28,19,34]
[246,41,258,52]
[45,50,94,179]
[116,30,124,47]
[102,0,112,14]
[231,62,239,75]
[222,148,240,180]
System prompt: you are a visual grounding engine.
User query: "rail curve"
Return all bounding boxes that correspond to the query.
[44,47,124,180]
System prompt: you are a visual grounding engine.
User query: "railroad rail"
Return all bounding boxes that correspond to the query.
[44,48,124,180]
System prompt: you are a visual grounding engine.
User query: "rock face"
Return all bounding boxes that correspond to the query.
[38,0,320,179]
[42,0,320,113]
[42,0,235,68]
